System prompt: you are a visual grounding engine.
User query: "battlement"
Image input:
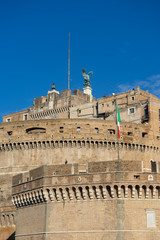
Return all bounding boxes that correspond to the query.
[12,160,142,186]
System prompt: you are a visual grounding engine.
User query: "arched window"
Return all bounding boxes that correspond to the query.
[26,127,46,134]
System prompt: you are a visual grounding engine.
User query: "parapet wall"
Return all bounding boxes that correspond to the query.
[12,162,160,240]
[12,161,160,207]
[12,160,142,186]
[12,161,160,208]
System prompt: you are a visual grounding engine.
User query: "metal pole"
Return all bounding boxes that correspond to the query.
[68,32,70,89]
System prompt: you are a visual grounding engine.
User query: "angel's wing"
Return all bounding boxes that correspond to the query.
[87,71,93,76]
[82,68,86,76]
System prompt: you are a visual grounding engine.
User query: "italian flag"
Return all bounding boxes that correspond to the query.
[116,103,121,139]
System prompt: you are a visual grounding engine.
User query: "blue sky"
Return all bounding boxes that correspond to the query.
[0,0,160,121]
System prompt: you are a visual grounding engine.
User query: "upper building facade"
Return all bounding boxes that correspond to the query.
[1,80,160,239]
[3,84,160,138]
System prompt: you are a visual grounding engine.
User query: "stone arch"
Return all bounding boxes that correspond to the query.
[142,185,146,198]
[85,186,90,199]
[106,185,112,198]
[149,185,153,198]
[135,185,140,198]
[92,186,97,199]
[128,185,132,198]
[78,186,83,199]
[99,185,104,198]
[121,185,125,198]
[72,187,77,200]
[65,187,70,200]
[114,185,118,198]
[26,127,46,134]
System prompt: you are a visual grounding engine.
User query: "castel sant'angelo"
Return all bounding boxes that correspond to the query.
[1,69,160,240]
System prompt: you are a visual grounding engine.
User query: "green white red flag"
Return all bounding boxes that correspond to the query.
[116,103,121,139]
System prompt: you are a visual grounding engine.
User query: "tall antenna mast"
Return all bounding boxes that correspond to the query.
[68,32,70,89]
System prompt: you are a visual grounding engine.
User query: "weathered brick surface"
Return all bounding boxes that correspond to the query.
[13,162,160,240]
[2,87,160,239]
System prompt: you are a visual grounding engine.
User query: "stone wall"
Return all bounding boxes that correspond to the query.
[0,116,160,239]
[12,162,160,240]
[0,118,160,203]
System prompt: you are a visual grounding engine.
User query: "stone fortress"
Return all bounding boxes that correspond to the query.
[1,71,160,239]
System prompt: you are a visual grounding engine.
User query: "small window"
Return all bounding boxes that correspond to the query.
[159,109,160,121]
[78,109,81,114]
[142,132,148,138]
[129,108,135,114]
[134,175,140,179]
[157,136,160,140]
[6,118,11,122]
[7,131,13,136]
[151,160,157,173]
[145,106,149,118]
[77,127,80,133]
[102,104,104,107]
[146,210,156,228]
[59,127,64,133]
[132,96,135,101]
[95,128,99,134]
[108,129,115,135]
[23,114,28,121]
[128,132,132,136]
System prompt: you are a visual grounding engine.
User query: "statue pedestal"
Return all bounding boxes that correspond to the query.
[83,86,93,102]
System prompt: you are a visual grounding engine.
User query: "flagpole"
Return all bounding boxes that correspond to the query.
[68,32,70,90]
[115,96,120,161]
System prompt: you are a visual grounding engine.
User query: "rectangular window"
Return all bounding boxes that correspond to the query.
[146,210,156,228]
[23,114,28,121]
[6,118,11,122]
[77,127,80,133]
[142,132,148,138]
[129,107,135,114]
[151,160,157,173]
[59,127,64,133]
[95,128,99,134]
[108,129,115,135]
[132,96,135,101]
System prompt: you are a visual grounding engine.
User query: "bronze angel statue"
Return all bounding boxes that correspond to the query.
[82,68,93,87]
